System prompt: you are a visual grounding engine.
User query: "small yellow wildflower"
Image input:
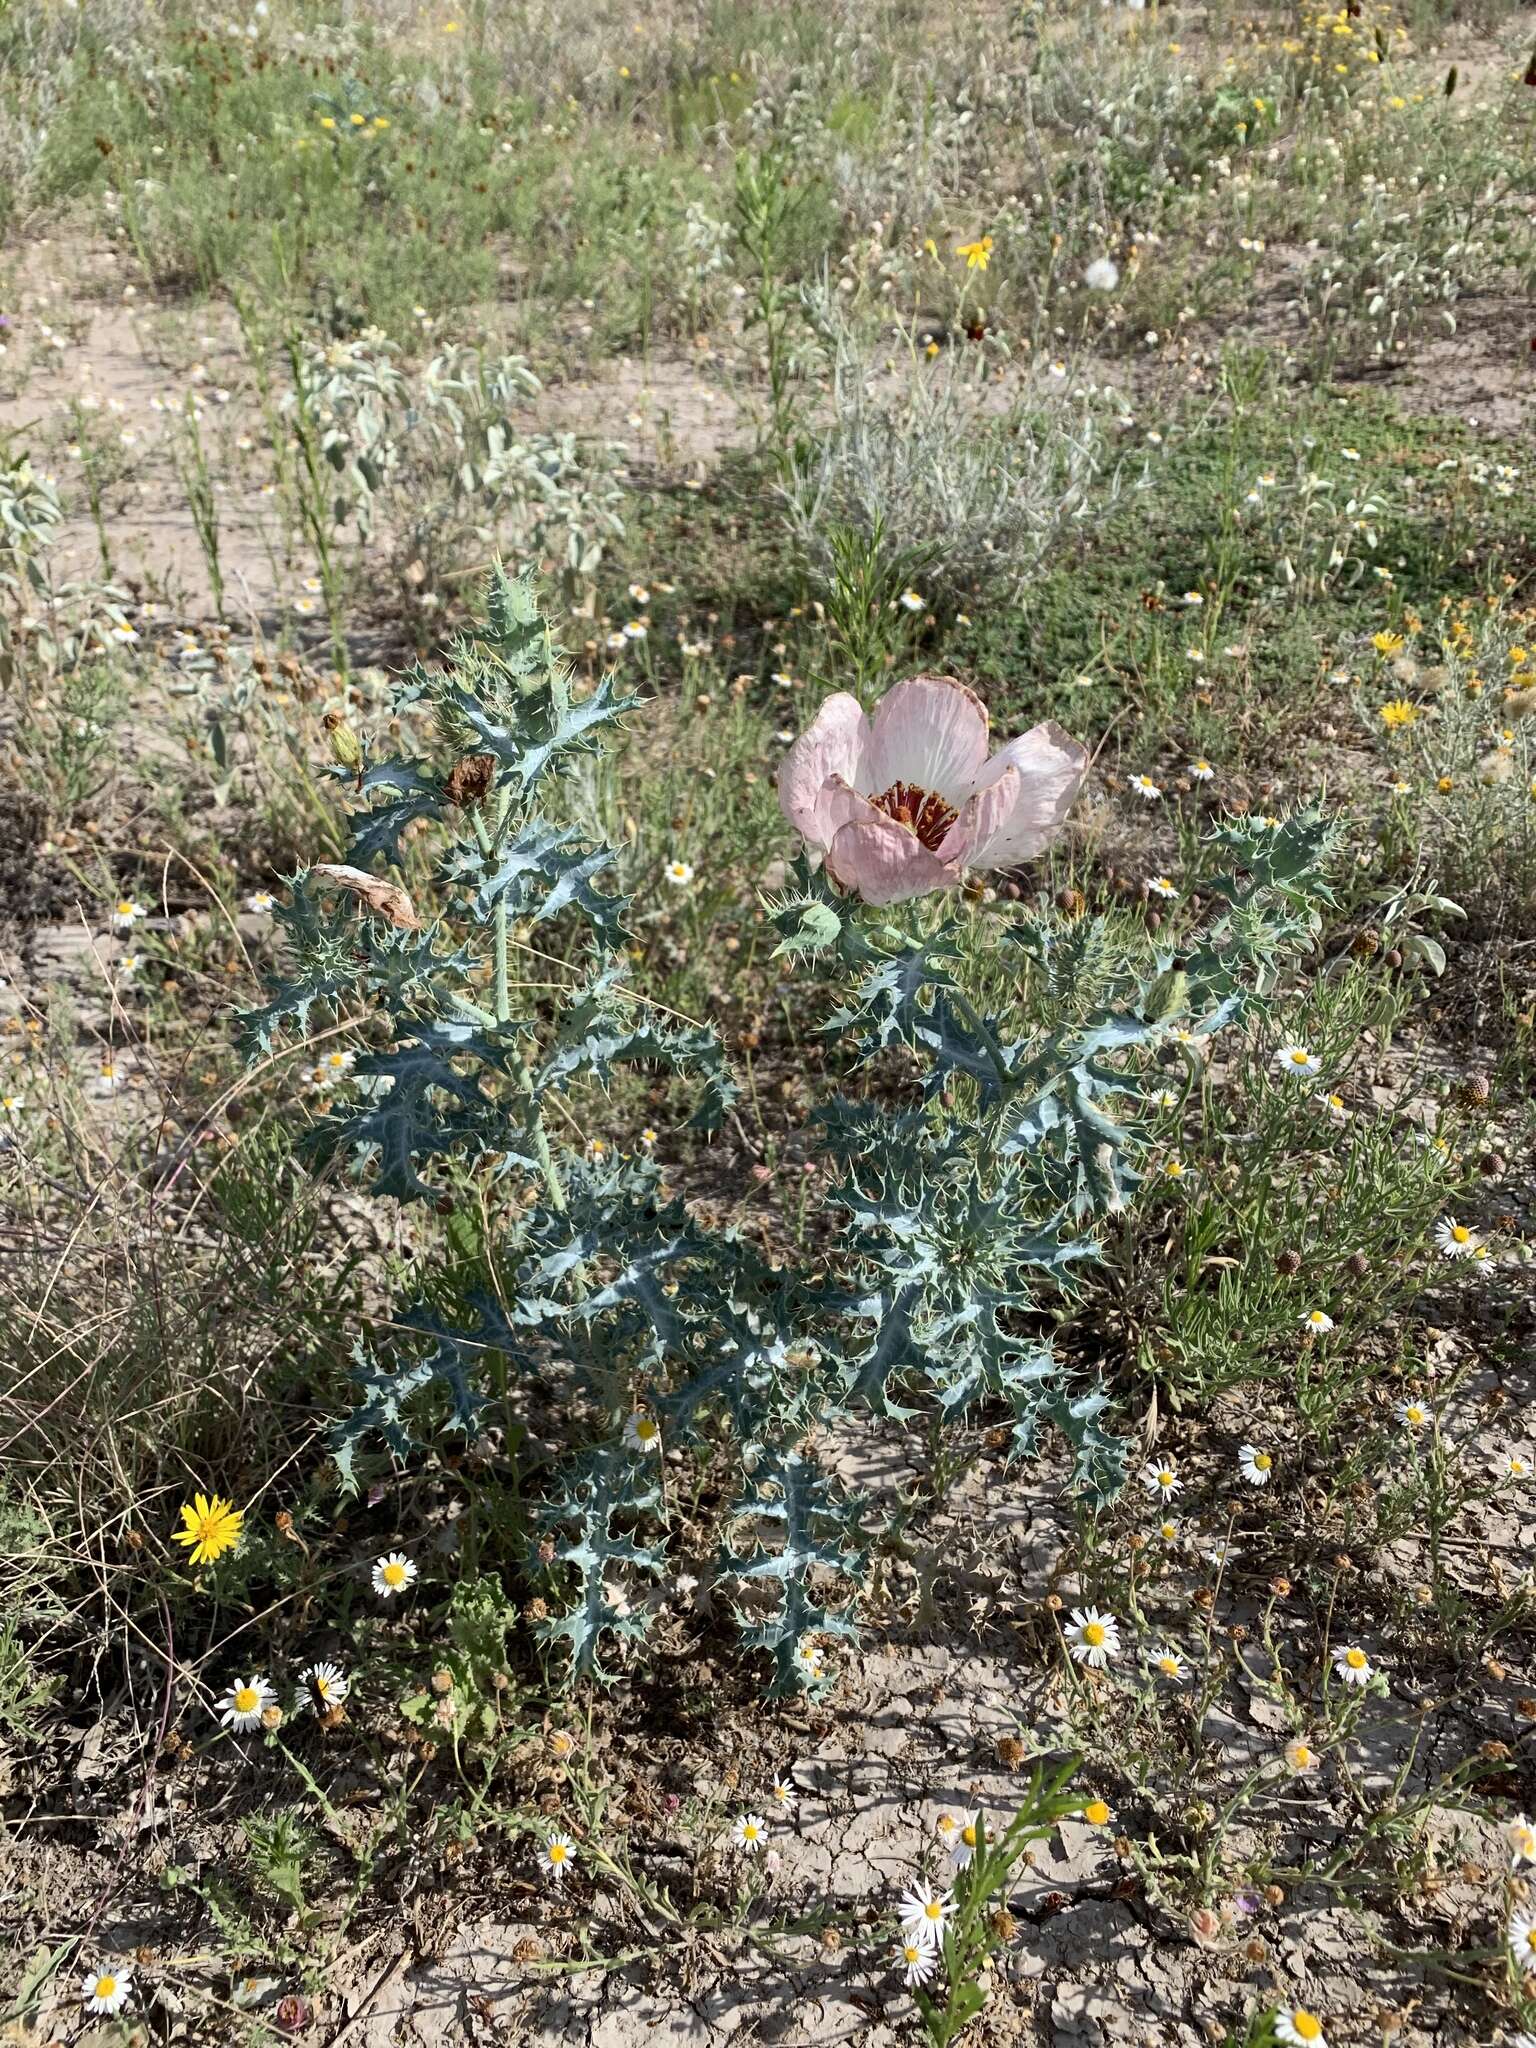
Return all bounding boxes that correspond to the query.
[1377,699,1418,730]
[172,1492,244,1567]
[955,235,993,271]
[318,116,336,130]
[1372,631,1404,656]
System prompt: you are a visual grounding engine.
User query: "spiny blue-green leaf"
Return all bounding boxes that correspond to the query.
[720,1450,865,1700]
[449,666,635,795]
[332,1335,488,1493]
[445,820,625,936]
[536,1442,668,1683]
[534,989,737,1130]
[305,1042,495,1200]
[346,758,445,866]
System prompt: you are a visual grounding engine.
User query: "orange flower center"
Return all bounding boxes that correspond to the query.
[872,781,958,852]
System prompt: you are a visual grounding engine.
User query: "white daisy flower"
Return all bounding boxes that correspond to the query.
[949,1812,982,1870]
[1237,1444,1273,1486]
[897,1879,953,1945]
[111,898,145,930]
[543,1831,575,1882]
[1188,758,1215,781]
[794,1639,825,1684]
[1155,1517,1180,1544]
[1508,1907,1536,1971]
[1064,1606,1121,1668]
[1433,1216,1480,1259]
[628,583,650,603]
[1501,1450,1531,1482]
[246,891,276,914]
[732,1813,768,1853]
[1300,1308,1334,1333]
[316,1048,356,1077]
[1397,1399,1432,1432]
[371,1552,417,1598]
[623,1411,662,1453]
[217,1674,275,1730]
[896,1937,937,1987]
[1331,1644,1373,1688]
[1275,2007,1328,2047]
[117,953,142,979]
[1274,1044,1321,1077]
[1506,1814,1536,1868]
[1150,1644,1185,1681]
[1,1093,24,1115]
[1130,773,1162,801]
[1283,1738,1318,1775]
[1468,1242,1497,1279]
[299,1660,350,1712]
[770,1773,798,1815]
[81,1968,133,2016]
[94,1062,123,1096]
[898,589,926,613]
[934,1809,960,1846]
[638,1125,658,1150]
[664,858,695,887]
[1139,1460,1181,1499]
[1147,875,1177,898]
[622,620,647,641]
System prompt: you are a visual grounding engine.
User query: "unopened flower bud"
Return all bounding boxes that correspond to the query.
[1275,1248,1302,1275]
[430,1667,454,1695]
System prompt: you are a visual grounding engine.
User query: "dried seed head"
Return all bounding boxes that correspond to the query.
[1275,1247,1302,1276]
[1055,886,1086,916]
[1462,1073,1490,1105]
[996,1734,1026,1769]
[990,1909,1016,1941]
[1269,1576,1292,1598]
[1263,1884,1285,1907]
[430,1668,454,1695]
[1346,1250,1370,1278]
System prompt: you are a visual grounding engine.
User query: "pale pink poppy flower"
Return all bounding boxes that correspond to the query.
[777,675,1088,905]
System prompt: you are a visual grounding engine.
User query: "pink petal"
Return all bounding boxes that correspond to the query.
[825,813,957,905]
[937,764,1020,866]
[866,676,989,803]
[777,693,871,851]
[964,721,1088,867]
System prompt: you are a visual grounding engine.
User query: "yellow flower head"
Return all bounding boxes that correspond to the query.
[955,235,993,271]
[172,1492,243,1567]
[1372,631,1404,656]
[1377,698,1418,730]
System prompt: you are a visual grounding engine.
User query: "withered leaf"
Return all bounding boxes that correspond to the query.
[311,862,421,930]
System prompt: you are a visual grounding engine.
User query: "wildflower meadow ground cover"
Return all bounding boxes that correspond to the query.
[1,2,1535,2045]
